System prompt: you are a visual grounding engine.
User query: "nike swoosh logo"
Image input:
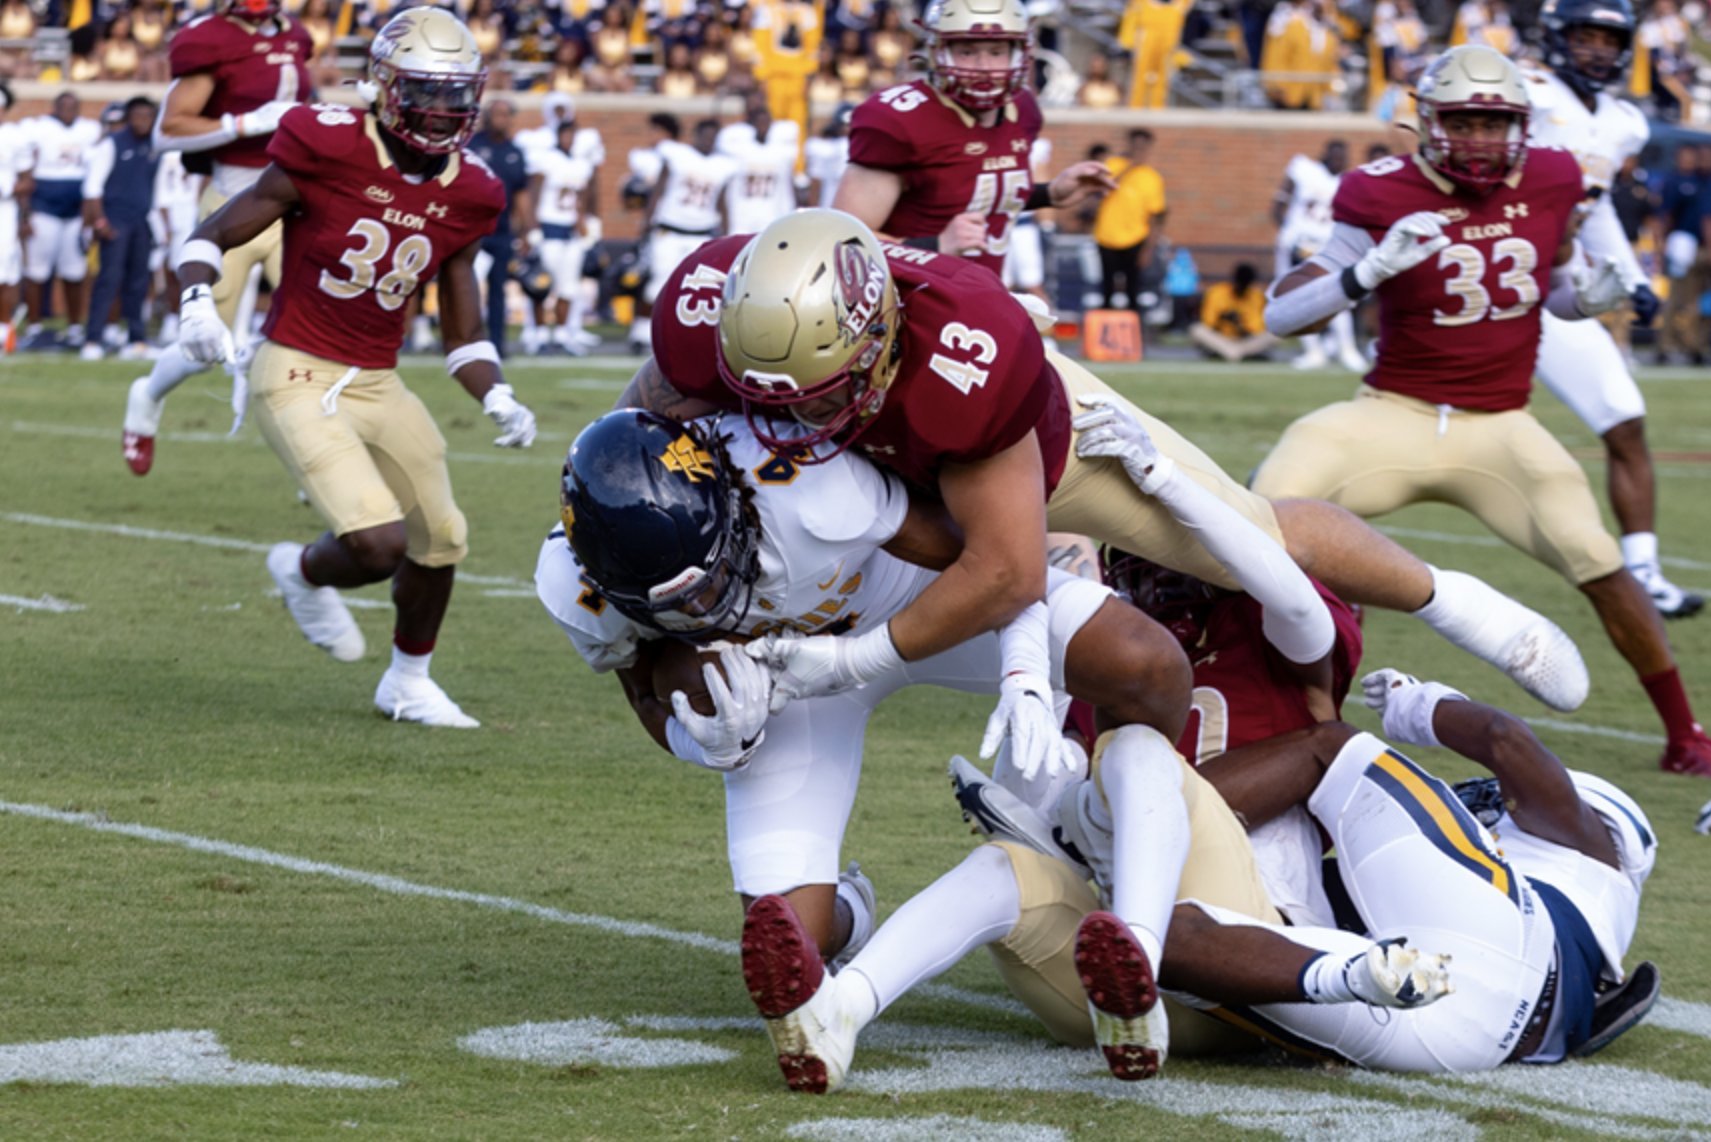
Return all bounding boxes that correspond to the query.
[817,562,843,591]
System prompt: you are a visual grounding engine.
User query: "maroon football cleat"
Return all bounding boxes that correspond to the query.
[1660,727,1711,778]
[122,430,154,476]
[1074,910,1167,1080]
[741,894,854,1093]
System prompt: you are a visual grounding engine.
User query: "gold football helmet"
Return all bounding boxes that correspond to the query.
[717,210,902,461]
[1414,45,1530,194]
[369,7,487,155]
[923,0,1032,112]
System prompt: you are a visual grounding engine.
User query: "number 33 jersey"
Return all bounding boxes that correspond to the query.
[264,105,506,368]
[1333,148,1583,411]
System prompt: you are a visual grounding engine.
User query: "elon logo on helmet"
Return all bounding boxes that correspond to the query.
[834,242,884,346]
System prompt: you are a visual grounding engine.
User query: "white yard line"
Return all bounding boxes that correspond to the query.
[1,593,84,613]
[9,419,546,469]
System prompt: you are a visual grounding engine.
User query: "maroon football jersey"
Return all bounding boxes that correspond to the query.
[1334,149,1584,411]
[169,13,313,171]
[847,81,1043,279]
[1177,582,1363,766]
[652,235,1072,492]
[264,105,506,369]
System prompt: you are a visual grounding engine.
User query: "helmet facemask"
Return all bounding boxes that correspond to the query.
[1415,45,1531,195]
[931,31,1031,111]
[1420,106,1528,193]
[369,9,488,156]
[1102,548,1219,652]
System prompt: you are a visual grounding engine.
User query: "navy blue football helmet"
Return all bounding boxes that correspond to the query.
[1539,0,1634,99]
[561,410,760,638]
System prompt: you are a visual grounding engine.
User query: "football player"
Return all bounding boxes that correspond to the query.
[1524,0,1700,619]
[629,118,736,353]
[170,7,538,727]
[625,209,1591,744]
[830,0,1113,273]
[122,0,313,476]
[539,409,1189,968]
[1273,137,1365,371]
[718,98,802,238]
[1256,45,1711,776]
[0,84,31,352]
[523,120,596,355]
[19,93,100,350]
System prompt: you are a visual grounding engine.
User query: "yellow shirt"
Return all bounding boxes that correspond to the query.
[1200,281,1266,338]
[1094,161,1167,249]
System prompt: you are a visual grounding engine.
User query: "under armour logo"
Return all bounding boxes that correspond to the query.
[659,433,714,481]
[288,368,316,382]
[425,203,448,219]
[1503,203,1529,219]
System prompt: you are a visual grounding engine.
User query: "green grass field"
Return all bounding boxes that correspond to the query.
[3,351,1710,1140]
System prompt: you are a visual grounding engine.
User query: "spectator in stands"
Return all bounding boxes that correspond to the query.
[869,4,911,86]
[1653,144,1710,365]
[97,13,142,80]
[1451,0,1516,53]
[298,0,336,71]
[1078,51,1123,109]
[696,20,739,92]
[833,26,871,97]
[809,49,843,105]
[467,0,506,60]
[468,101,534,358]
[659,41,696,96]
[80,96,158,361]
[1636,0,1692,122]
[1262,0,1339,110]
[1093,128,1167,313]
[1189,261,1278,361]
[547,36,591,92]
[1368,0,1427,112]
[588,6,635,91]
[1119,0,1192,109]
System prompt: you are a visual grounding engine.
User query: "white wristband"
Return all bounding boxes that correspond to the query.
[446,339,501,376]
[998,601,1051,681]
[175,238,224,280]
[846,624,905,685]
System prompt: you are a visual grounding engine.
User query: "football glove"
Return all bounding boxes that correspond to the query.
[1571,253,1629,317]
[234,100,296,138]
[178,284,234,365]
[1629,282,1661,328]
[746,626,903,713]
[482,383,538,448]
[980,671,1073,782]
[1354,212,1451,291]
[1360,668,1467,749]
[1073,394,1174,494]
[669,645,772,771]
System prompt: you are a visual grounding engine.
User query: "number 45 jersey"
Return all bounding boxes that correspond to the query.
[264,105,506,368]
[1333,148,1583,412]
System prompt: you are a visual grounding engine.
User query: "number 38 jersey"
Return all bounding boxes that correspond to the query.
[1334,149,1583,412]
[848,80,1043,277]
[264,105,506,369]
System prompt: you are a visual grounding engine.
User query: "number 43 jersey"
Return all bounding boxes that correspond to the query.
[1332,148,1583,412]
[264,105,506,369]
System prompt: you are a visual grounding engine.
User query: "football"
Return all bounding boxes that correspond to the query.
[650,637,748,716]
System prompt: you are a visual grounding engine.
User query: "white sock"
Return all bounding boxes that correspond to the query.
[842,844,1020,1020]
[1101,726,1188,969]
[391,643,432,679]
[835,875,874,956]
[1410,565,1521,661]
[144,343,209,403]
[1621,532,1658,572]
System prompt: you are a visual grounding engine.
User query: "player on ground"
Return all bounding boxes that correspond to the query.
[539,409,1189,967]
[1256,44,1711,776]
[628,209,1591,738]
[830,0,1113,273]
[171,7,538,727]
[1524,0,1700,619]
[628,117,735,352]
[121,0,312,476]
[1274,138,1365,371]
[523,119,595,355]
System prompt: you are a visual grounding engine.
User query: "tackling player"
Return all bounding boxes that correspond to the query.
[121,0,312,476]
[1256,45,1711,777]
[1524,0,1700,619]
[830,0,1113,273]
[171,7,539,728]
[627,209,1592,746]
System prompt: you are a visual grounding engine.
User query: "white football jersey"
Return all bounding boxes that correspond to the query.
[535,417,928,673]
[152,150,200,214]
[25,115,101,182]
[1524,66,1648,196]
[519,123,605,170]
[804,135,848,208]
[530,147,594,229]
[723,133,798,236]
[1278,153,1339,257]
[651,140,737,234]
[0,121,31,199]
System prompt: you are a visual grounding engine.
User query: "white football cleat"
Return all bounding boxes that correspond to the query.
[266,542,366,663]
[741,894,859,1094]
[1290,344,1328,370]
[1075,911,1168,1080]
[122,377,165,477]
[950,755,1090,877]
[1345,937,1452,1009]
[1417,569,1589,712]
[1336,345,1369,373]
[373,669,480,728]
[1631,564,1704,621]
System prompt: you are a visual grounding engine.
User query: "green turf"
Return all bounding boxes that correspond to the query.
[2,352,1709,1139]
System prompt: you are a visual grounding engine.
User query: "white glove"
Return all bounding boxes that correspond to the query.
[669,646,772,771]
[746,625,903,714]
[1073,394,1174,494]
[1360,668,1467,749]
[178,284,234,365]
[1354,211,1451,291]
[1571,253,1629,317]
[582,215,603,244]
[234,100,295,138]
[482,382,537,448]
[980,671,1072,782]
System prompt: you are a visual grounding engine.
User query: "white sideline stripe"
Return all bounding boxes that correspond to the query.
[1378,524,1711,572]
[1,593,84,613]
[1522,718,1666,746]
[0,799,738,956]
[0,797,1032,1018]
[0,512,529,588]
[1652,997,1711,1039]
